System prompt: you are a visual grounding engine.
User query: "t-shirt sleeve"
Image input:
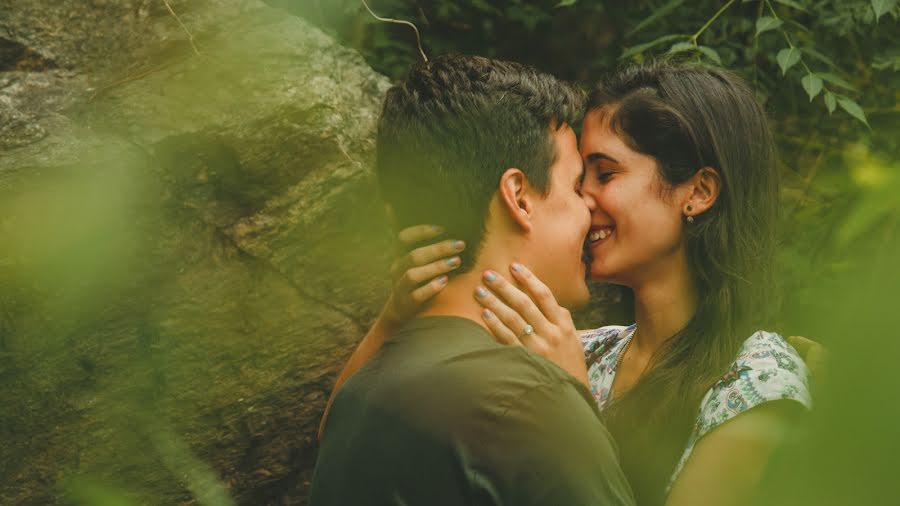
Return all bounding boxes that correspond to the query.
[473,380,636,506]
[669,331,812,484]
[694,331,812,441]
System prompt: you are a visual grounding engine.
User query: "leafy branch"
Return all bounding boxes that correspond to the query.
[760,0,869,126]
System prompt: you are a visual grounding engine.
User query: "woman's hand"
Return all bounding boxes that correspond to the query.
[786,335,828,393]
[473,263,590,388]
[381,225,466,326]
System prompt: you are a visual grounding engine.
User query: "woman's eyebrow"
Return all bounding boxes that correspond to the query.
[585,152,619,164]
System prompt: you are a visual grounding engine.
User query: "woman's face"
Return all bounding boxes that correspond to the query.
[579,108,689,287]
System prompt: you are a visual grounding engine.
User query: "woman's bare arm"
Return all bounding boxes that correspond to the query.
[665,401,805,506]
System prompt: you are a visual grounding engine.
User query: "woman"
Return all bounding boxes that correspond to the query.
[324,62,812,506]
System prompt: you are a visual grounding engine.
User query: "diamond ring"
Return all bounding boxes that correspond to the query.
[520,324,534,338]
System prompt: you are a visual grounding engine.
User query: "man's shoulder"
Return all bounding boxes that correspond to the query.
[343,317,594,426]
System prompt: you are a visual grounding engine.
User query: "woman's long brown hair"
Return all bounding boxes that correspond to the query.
[588,61,780,506]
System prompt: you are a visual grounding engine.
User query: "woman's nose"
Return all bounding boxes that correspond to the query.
[582,192,597,212]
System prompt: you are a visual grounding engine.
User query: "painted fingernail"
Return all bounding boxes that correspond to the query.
[484,271,497,283]
[453,240,465,251]
[446,256,461,267]
[476,286,488,298]
[511,262,523,273]
[483,308,493,320]
[437,276,448,286]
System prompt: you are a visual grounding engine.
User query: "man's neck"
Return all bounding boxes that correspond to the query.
[418,250,522,333]
[418,270,490,331]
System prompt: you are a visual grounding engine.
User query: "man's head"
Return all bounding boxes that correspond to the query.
[376,55,591,307]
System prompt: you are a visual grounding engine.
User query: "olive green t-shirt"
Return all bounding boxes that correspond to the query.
[310,316,635,506]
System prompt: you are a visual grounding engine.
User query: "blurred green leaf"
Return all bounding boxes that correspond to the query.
[756,16,783,35]
[556,0,578,7]
[837,97,870,127]
[777,47,801,75]
[774,0,808,10]
[824,91,837,113]
[64,478,138,506]
[800,46,840,70]
[620,34,686,60]
[627,0,684,37]
[668,41,697,55]
[871,0,897,20]
[697,45,723,64]
[817,72,857,91]
[801,73,824,100]
[837,178,900,246]
[873,54,900,70]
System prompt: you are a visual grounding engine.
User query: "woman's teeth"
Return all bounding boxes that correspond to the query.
[589,229,612,242]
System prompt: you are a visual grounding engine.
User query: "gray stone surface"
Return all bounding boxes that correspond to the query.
[0,1,394,503]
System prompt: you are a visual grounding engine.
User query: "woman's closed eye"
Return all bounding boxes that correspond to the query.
[597,171,614,183]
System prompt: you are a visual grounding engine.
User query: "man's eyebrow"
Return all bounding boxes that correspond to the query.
[585,152,619,164]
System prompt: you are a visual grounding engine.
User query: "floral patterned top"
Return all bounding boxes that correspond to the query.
[580,325,812,490]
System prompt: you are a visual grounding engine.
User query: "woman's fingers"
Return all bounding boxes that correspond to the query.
[506,262,565,324]
[474,280,538,341]
[402,256,462,288]
[408,275,450,304]
[407,239,465,268]
[474,284,530,336]
[398,224,444,245]
[787,335,827,385]
[480,270,549,334]
[391,238,465,280]
[481,309,521,346]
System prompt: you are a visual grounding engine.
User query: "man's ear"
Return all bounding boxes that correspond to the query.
[498,168,533,233]
[682,166,721,218]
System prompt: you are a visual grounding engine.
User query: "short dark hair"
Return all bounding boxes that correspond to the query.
[376,54,585,272]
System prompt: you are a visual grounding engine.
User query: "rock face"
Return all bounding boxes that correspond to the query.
[0,2,625,503]
[0,1,394,503]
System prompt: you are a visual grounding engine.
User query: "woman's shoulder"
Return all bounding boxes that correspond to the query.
[697,330,812,436]
[732,330,812,392]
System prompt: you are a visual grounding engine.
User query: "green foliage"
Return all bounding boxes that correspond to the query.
[287,0,894,129]
[801,72,823,100]
[777,46,801,74]
[756,16,783,34]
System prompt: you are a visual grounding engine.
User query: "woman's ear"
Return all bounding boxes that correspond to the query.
[683,166,721,218]
[498,168,533,233]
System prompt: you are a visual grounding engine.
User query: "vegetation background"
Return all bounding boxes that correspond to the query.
[1,0,897,504]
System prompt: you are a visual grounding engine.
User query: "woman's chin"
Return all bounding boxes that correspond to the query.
[588,262,612,282]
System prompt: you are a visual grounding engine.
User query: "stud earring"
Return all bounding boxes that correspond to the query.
[685,204,694,223]
[687,216,694,223]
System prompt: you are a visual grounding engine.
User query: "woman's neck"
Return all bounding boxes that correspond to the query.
[629,255,698,359]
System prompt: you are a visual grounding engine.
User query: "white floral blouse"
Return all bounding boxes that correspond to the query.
[580,325,812,489]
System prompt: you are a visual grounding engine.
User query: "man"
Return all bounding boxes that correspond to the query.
[309,55,634,505]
